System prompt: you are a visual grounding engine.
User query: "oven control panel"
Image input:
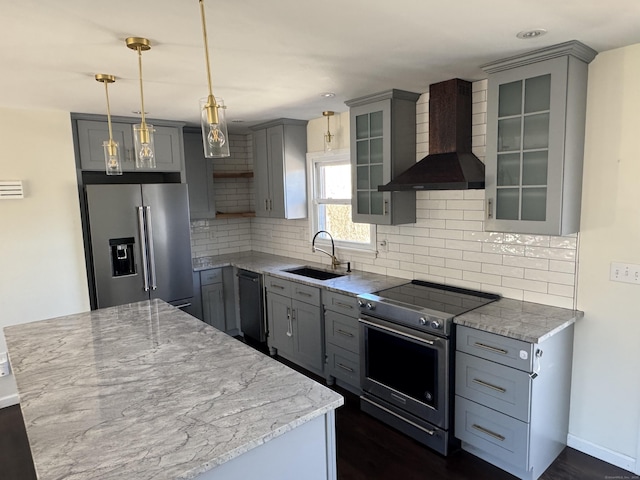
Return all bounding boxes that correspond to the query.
[357,293,452,337]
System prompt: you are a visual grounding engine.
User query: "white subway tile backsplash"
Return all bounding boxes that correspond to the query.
[192,81,579,308]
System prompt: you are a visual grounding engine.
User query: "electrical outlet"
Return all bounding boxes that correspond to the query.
[610,262,640,284]
[0,352,10,377]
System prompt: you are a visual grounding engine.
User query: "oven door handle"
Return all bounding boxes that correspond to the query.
[358,318,437,346]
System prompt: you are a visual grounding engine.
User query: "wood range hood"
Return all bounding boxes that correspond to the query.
[379,78,486,191]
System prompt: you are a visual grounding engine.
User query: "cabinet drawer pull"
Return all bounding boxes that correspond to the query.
[474,342,508,355]
[472,424,505,442]
[472,378,507,394]
[336,329,354,338]
[335,301,353,310]
[296,290,313,297]
[271,283,285,290]
[336,363,354,373]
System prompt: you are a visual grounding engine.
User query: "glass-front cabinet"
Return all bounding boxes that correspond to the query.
[483,41,597,235]
[346,89,420,225]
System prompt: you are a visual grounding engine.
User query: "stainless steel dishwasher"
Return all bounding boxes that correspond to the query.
[237,269,265,343]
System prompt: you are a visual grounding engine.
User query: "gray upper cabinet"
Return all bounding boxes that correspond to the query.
[75,116,184,173]
[183,128,216,219]
[482,41,597,235]
[345,89,419,225]
[250,119,308,219]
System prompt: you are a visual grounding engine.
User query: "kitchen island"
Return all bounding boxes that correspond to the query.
[4,299,343,480]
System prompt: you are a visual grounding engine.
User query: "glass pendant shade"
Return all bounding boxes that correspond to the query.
[103,140,122,175]
[133,123,156,169]
[200,96,230,158]
[323,111,335,152]
[324,131,334,152]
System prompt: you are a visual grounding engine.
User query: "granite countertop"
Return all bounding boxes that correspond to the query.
[454,297,583,343]
[193,251,408,296]
[194,251,581,342]
[4,299,343,480]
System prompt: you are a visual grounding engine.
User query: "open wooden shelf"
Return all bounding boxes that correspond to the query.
[212,171,254,179]
[215,211,256,219]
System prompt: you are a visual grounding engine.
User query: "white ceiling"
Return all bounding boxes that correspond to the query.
[1,0,639,133]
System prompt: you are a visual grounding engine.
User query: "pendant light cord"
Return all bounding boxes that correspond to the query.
[137,46,147,127]
[103,81,114,142]
[199,0,215,101]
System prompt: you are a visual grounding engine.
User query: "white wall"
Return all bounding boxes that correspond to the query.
[0,107,90,406]
[569,44,640,472]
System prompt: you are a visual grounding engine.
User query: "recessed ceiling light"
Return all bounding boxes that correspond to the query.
[320,92,336,98]
[516,29,547,39]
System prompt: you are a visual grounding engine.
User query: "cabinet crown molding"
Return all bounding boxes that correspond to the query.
[481,40,598,74]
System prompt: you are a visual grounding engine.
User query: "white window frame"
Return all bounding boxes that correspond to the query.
[307,149,376,254]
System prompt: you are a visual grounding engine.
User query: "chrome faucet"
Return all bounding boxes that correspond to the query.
[311,230,341,270]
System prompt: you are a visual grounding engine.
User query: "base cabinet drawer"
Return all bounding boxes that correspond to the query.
[457,325,533,371]
[456,352,532,422]
[455,396,530,470]
[325,310,359,352]
[326,344,360,387]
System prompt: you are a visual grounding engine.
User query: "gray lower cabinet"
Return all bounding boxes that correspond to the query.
[454,324,574,480]
[183,128,216,219]
[74,116,184,172]
[323,290,361,393]
[265,276,323,375]
[200,267,238,335]
[250,119,308,219]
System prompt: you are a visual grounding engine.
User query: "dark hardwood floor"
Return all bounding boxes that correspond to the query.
[0,366,633,480]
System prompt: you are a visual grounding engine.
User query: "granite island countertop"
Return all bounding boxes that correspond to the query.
[4,299,343,480]
[193,252,582,343]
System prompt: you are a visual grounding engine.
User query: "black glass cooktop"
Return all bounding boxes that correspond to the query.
[374,280,499,316]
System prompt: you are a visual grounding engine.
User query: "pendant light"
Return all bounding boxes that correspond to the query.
[126,37,156,169]
[95,74,122,175]
[323,111,334,152]
[198,0,230,158]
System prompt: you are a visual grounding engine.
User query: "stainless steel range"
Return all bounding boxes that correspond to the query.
[357,280,499,455]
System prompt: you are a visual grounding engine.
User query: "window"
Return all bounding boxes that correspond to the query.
[308,150,375,251]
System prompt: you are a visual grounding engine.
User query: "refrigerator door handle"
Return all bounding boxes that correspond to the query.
[137,206,150,292]
[144,205,158,291]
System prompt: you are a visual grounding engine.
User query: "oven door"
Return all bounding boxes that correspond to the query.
[359,314,450,429]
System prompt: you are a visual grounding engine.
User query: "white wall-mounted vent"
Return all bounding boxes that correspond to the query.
[0,181,24,199]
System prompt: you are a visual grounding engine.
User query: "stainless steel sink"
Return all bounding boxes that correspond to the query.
[284,266,345,281]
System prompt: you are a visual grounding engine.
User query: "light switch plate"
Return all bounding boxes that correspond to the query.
[610,262,640,284]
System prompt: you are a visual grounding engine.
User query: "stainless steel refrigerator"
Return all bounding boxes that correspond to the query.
[85,184,193,309]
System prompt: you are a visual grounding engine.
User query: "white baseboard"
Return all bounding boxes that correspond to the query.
[568,434,638,474]
[0,393,19,409]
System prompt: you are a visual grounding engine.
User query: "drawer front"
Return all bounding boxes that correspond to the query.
[457,325,533,372]
[323,290,359,315]
[326,344,360,387]
[200,268,222,286]
[291,282,320,306]
[325,310,359,353]
[455,352,531,422]
[455,396,530,470]
[265,276,292,297]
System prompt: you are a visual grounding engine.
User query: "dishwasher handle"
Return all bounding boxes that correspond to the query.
[236,273,259,282]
